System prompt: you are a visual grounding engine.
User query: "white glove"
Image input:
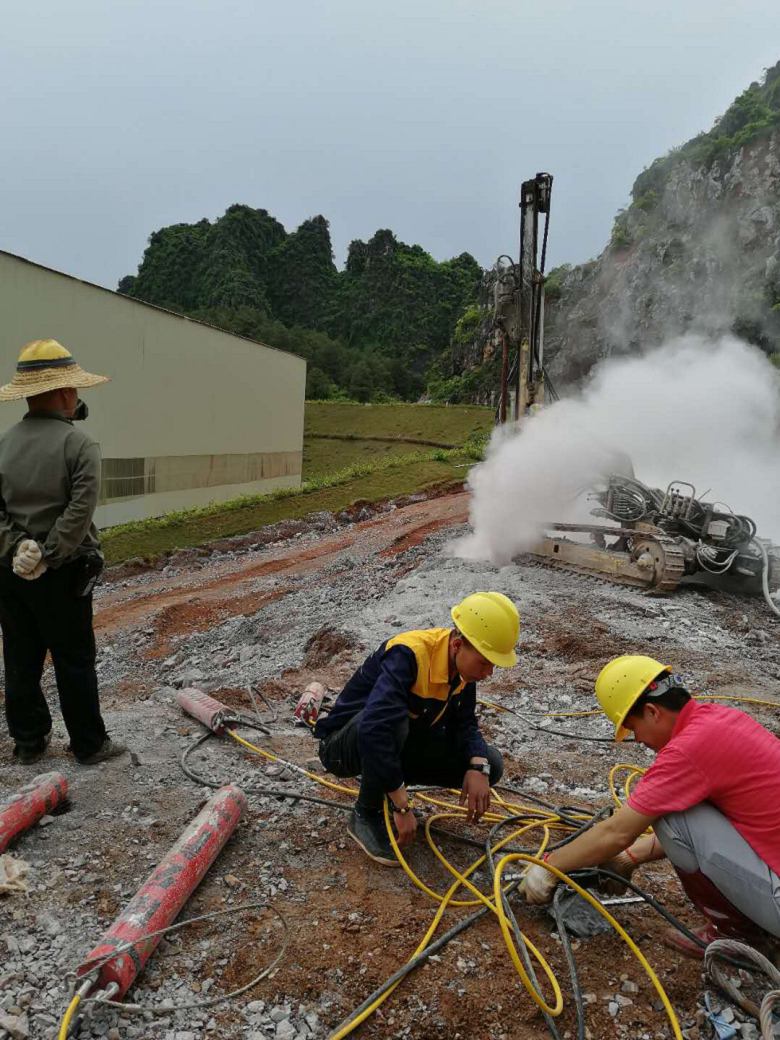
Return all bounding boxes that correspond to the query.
[522,863,559,905]
[12,540,43,577]
[16,559,48,581]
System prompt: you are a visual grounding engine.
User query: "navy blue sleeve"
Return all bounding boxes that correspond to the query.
[357,646,417,792]
[455,683,489,761]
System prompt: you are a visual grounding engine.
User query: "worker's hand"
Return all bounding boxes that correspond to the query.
[597,851,637,896]
[16,560,47,581]
[521,863,558,905]
[12,539,43,577]
[393,808,418,849]
[460,770,491,823]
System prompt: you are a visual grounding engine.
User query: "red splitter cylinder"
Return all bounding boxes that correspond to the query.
[0,772,68,853]
[78,784,246,998]
[175,687,232,734]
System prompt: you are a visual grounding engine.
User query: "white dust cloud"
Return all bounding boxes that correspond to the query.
[454,335,780,564]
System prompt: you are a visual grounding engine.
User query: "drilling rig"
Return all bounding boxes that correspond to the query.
[492,174,780,615]
[494,172,555,422]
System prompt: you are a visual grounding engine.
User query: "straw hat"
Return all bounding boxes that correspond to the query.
[0,339,110,401]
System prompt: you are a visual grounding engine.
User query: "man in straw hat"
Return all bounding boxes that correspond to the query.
[0,339,126,765]
[521,655,780,958]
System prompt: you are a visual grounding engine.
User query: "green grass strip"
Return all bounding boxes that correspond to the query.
[102,447,478,565]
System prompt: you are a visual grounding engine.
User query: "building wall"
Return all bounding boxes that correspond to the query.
[0,252,306,526]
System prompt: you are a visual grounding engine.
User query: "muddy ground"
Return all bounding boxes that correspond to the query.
[1,488,779,1040]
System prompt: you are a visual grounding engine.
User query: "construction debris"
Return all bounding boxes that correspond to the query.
[0,854,30,896]
[0,489,777,1039]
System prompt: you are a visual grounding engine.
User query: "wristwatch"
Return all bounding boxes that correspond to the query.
[468,761,491,777]
[388,798,413,815]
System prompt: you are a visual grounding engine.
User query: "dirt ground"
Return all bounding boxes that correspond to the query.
[1,487,779,1040]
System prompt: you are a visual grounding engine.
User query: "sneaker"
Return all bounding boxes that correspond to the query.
[13,731,52,765]
[76,738,128,766]
[347,809,399,867]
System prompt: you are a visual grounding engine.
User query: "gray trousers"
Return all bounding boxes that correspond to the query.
[654,803,780,938]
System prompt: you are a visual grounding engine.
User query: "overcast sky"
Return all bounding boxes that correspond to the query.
[2,1,780,290]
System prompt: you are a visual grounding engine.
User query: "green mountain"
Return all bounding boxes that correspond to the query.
[119,207,481,401]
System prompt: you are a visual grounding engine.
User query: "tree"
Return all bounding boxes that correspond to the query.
[305,366,335,399]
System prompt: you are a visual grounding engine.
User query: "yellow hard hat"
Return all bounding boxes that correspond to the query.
[595,655,672,741]
[451,592,519,668]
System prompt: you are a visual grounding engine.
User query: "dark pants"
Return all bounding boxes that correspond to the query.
[0,563,107,759]
[318,711,503,813]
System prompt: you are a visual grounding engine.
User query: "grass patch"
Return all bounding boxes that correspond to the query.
[302,437,421,480]
[102,450,472,564]
[101,402,492,565]
[305,401,492,445]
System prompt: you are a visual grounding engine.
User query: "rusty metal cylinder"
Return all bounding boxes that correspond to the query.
[176,687,232,734]
[77,784,246,998]
[0,772,68,853]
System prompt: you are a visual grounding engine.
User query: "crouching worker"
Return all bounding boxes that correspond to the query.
[522,655,780,958]
[314,592,519,866]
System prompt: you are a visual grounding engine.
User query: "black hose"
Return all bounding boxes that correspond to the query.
[483,813,567,1040]
[552,885,585,1040]
[325,882,522,1040]
[180,731,354,813]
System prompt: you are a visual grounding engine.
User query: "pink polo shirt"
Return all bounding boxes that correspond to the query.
[628,699,780,875]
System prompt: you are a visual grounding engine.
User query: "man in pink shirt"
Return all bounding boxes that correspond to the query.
[522,654,780,957]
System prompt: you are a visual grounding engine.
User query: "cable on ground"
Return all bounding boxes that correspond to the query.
[705,938,780,1029]
[58,902,289,1037]
[175,698,780,1039]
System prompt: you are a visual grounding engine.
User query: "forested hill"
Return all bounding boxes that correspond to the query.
[119,206,481,401]
[121,62,780,402]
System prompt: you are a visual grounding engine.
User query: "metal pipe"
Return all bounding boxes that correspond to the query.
[0,771,68,853]
[175,687,233,734]
[76,785,247,999]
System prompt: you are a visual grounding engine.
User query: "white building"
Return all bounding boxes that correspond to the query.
[0,251,306,527]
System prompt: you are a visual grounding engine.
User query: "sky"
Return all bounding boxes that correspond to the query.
[2,1,780,291]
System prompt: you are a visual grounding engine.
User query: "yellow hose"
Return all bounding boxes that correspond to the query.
[493,855,683,1038]
[608,762,646,808]
[226,729,358,797]
[223,719,683,1038]
[57,994,82,1040]
[695,693,780,709]
[329,816,560,1039]
[483,693,780,721]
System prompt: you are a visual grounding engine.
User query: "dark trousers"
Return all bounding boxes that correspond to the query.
[318,711,503,813]
[0,563,107,759]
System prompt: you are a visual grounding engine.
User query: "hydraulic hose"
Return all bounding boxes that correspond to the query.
[752,537,780,619]
[177,702,780,1040]
[59,903,289,1036]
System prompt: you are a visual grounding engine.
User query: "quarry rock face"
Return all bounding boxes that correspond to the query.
[544,127,780,387]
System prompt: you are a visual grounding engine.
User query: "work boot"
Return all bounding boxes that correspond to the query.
[663,868,773,959]
[663,921,780,962]
[76,737,128,766]
[347,808,399,867]
[662,922,717,959]
[13,731,52,765]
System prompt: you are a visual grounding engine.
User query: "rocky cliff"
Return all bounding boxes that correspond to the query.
[542,61,780,386]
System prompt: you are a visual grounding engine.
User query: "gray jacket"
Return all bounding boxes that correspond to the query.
[0,412,102,568]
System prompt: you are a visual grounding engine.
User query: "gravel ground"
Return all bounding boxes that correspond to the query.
[1,491,778,1040]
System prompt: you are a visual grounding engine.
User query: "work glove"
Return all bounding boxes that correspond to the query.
[12,540,44,577]
[597,851,637,896]
[521,863,559,906]
[16,559,48,581]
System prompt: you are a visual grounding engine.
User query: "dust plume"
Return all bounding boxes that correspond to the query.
[454,335,780,564]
